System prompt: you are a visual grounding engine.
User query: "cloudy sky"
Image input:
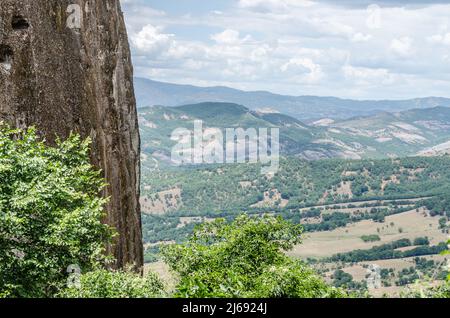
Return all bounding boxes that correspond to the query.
[120,0,450,100]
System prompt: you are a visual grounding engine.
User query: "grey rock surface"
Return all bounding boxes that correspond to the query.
[0,0,143,269]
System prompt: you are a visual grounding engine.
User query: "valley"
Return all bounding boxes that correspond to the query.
[137,99,450,296]
[139,153,450,295]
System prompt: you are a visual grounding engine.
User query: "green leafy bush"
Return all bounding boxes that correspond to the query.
[0,125,114,297]
[162,215,346,298]
[60,269,166,298]
[401,239,450,298]
[401,281,450,298]
[361,235,381,243]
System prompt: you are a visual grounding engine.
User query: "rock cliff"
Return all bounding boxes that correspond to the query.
[0,0,143,269]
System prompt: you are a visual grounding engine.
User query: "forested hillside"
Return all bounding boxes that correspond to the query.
[137,102,450,296]
[141,156,450,215]
[139,103,450,162]
[140,155,450,294]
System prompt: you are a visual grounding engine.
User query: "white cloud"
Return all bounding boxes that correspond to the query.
[351,33,372,43]
[121,1,450,99]
[281,58,323,83]
[428,33,450,45]
[238,0,314,12]
[390,37,415,57]
[343,65,395,85]
[131,24,174,57]
[211,29,251,45]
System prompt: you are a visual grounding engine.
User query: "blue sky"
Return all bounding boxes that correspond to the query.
[120,0,450,99]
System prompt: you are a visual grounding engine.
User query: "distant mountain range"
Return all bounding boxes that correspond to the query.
[138,102,450,163]
[134,77,450,121]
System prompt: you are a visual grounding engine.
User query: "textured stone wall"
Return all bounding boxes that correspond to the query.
[0,0,143,269]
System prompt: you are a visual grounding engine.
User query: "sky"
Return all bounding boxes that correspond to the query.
[120,0,450,100]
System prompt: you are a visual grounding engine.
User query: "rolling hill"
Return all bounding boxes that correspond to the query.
[139,102,450,164]
[321,106,450,158]
[138,102,345,164]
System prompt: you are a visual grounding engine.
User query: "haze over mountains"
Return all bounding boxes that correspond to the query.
[134,77,450,122]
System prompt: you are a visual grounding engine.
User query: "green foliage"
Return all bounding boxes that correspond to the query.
[331,270,367,291]
[144,245,161,263]
[401,280,450,298]
[60,269,166,298]
[141,156,450,246]
[361,235,381,243]
[396,267,420,286]
[332,270,353,288]
[439,217,448,230]
[146,156,450,215]
[0,125,114,297]
[161,215,346,298]
[442,239,450,281]
[329,239,447,263]
[413,237,430,246]
[421,194,450,217]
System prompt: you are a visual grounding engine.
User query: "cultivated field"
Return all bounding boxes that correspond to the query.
[290,207,447,259]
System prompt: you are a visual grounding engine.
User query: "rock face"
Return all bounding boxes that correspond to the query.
[0,0,143,269]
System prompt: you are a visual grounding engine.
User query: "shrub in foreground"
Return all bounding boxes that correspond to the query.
[61,269,166,298]
[0,125,113,297]
[162,215,347,298]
